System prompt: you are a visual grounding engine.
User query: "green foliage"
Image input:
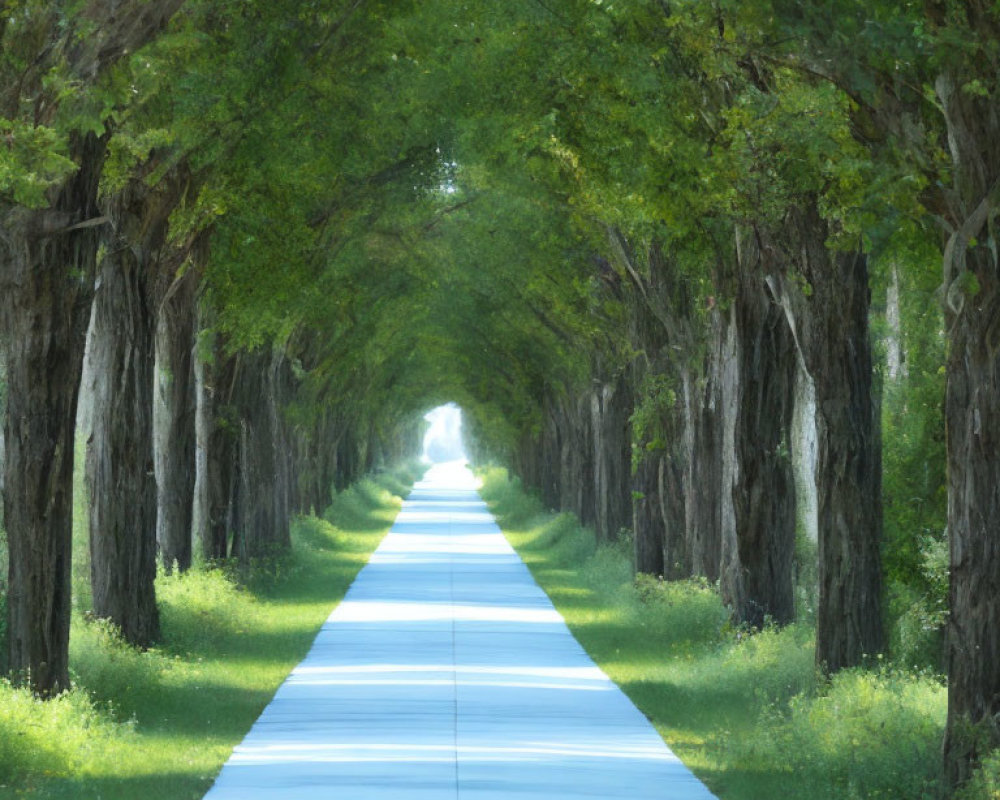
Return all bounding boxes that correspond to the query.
[878,235,948,671]
[731,666,946,799]
[0,119,77,206]
[633,574,731,651]
[955,749,1000,800]
[0,678,127,788]
[629,372,676,469]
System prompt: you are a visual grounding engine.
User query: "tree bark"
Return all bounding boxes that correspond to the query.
[772,204,884,672]
[539,401,562,510]
[590,374,632,542]
[557,394,594,525]
[193,324,240,561]
[726,264,797,628]
[85,232,160,647]
[791,355,818,547]
[657,451,688,579]
[230,348,292,561]
[684,322,725,583]
[633,452,664,576]
[934,67,1000,787]
[154,270,198,571]
[84,164,190,645]
[0,132,105,694]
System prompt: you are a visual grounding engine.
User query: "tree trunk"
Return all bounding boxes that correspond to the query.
[726,266,797,628]
[934,67,1000,787]
[0,131,105,694]
[684,322,725,583]
[773,204,884,672]
[231,348,292,561]
[193,327,239,561]
[192,321,211,558]
[154,272,198,571]
[811,250,883,672]
[84,165,189,645]
[657,452,688,579]
[85,237,160,647]
[539,402,561,510]
[590,375,632,542]
[791,355,818,547]
[558,394,594,525]
[633,452,664,576]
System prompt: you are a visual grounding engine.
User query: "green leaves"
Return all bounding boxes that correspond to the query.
[0,118,77,206]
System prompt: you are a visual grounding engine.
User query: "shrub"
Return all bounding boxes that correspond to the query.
[0,679,126,785]
[69,617,167,723]
[731,665,946,799]
[955,749,1000,800]
[633,574,729,651]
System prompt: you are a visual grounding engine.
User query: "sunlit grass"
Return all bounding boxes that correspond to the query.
[0,461,422,799]
[479,466,958,800]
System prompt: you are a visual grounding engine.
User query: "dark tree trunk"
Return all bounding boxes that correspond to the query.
[154,271,198,571]
[590,375,632,542]
[195,336,239,561]
[633,453,664,576]
[657,452,688,579]
[684,322,726,584]
[557,394,594,525]
[230,348,292,561]
[726,259,797,628]
[515,429,541,495]
[539,403,562,511]
[773,204,884,672]
[85,235,160,647]
[0,132,105,694]
[305,411,337,515]
[810,251,883,672]
[934,67,1000,786]
[271,350,294,538]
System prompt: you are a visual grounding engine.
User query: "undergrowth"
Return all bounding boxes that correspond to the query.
[0,461,421,799]
[478,466,994,800]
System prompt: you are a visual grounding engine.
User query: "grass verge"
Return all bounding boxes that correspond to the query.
[479,466,963,800]
[0,461,422,800]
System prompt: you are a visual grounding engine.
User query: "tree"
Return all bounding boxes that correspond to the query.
[0,0,184,694]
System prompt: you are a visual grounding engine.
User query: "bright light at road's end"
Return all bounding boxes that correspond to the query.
[422,403,467,464]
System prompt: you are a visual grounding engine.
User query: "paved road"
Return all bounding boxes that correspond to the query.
[203,462,716,799]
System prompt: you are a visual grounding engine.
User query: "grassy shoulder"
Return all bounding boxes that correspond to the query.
[479,466,960,800]
[0,462,423,800]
